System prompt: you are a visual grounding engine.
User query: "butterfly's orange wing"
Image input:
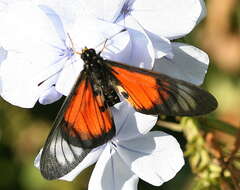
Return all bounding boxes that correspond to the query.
[106,61,217,116]
[63,76,114,147]
[40,74,115,180]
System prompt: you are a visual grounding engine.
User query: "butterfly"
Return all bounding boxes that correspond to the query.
[40,47,217,180]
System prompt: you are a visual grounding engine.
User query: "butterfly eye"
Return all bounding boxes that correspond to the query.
[88,49,96,55]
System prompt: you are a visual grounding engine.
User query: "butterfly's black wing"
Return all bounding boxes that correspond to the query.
[40,73,115,180]
[104,60,217,116]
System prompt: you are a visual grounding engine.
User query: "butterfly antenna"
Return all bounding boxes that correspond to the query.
[97,29,127,55]
[98,39,108,55]
[67,33,81,55]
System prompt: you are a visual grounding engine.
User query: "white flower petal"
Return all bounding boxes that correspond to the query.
[60,145,104,181]
[34,145,104,181]
[36,0,89,29]
[118,15,155,69]
[117,131,184,186]
[57,20,131,96]
[153,42,209,85]
[89,144,138,190]
[0,46,7,63]
[0,53,40,107]
[38,86,62,105]
[0,78,2,94]
[0,51,68,108]
[67,16,129,52]
[37,4,66,42]
[112,101,157,141]
[196,0,207,24]
[0,52,45,107]
[0,2,66,60]
[146,32,173,59]
[0,47,7,94]
[34,148,42,169]
[0,2,68,107]
[0,0,8,11]
[100,28,131,64]
[0,0,34,11]
[130,0,206,39]
[75,0,126,22]
[55,58,84,96]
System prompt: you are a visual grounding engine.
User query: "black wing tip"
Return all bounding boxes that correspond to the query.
[39,125,116,180]
[136,91,218,116]
[180,86,218,116]
[40,155,62,180]
[40,148,91,180]
[40,170,58,180]
[40,163,72,180]
[195,93,218,116]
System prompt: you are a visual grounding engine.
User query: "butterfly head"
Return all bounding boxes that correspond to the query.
[81,48,97,63]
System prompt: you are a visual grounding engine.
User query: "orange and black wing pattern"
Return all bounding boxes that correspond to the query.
[62,75,114,148]
[40,74,115,180]
[39,47,217,180]
[105,60,217,116]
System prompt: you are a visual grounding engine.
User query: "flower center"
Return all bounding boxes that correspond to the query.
[120,0,134,17]
[111,138,119,150]
[60,47,74,58]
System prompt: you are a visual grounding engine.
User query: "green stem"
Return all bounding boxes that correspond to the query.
[157,120,183,132]
[197,117,238,136]
[157,117,238,136]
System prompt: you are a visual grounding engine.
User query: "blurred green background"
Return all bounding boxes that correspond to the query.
[0,0,240,189]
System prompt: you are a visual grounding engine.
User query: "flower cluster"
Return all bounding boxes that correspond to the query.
[0,0,209,189]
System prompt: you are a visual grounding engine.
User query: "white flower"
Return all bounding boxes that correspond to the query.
[0,0,210,108]
[35,102,184,190]
[66,0,209,85]
[0,2,132,108]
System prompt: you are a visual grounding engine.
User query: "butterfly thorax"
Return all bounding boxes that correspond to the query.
[81,48,120,107]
